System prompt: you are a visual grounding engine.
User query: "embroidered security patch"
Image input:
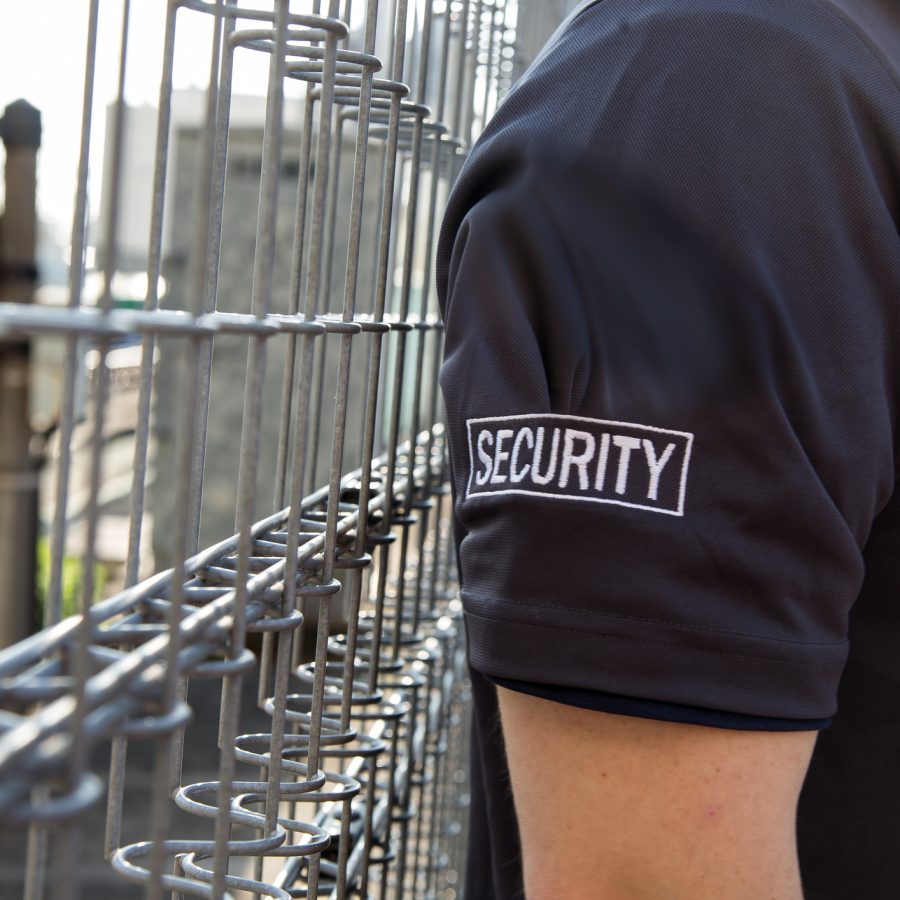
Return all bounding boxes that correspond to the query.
[465,414,693,516]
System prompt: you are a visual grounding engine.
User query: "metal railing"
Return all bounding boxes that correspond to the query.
[0,1,516,897]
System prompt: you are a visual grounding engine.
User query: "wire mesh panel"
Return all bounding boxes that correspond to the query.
[0,1,517,896]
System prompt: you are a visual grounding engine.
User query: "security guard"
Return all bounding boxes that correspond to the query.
[437,1,900,897]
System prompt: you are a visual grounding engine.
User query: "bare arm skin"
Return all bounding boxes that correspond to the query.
[497,687,818,900]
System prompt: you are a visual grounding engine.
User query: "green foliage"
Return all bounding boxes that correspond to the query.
[33,536,107,627]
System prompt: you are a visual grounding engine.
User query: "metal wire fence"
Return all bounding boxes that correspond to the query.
[0,1,516,896]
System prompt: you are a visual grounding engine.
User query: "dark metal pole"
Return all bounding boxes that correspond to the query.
[0,99,42,648]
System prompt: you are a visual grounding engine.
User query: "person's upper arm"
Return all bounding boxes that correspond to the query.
[498,688,816,900]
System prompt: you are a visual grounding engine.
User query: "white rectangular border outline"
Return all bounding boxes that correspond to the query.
[464,413,695,517]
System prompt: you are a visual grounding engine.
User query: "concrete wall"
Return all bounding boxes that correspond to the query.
[512,0,583,81]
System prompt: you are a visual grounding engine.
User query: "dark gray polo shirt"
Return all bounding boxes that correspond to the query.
[436,0,899,896]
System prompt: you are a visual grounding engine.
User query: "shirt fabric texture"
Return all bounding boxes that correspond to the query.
[436,0,900,896]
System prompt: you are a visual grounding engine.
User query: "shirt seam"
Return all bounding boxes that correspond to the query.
[461,589,848,647]
[810,0,900,90]
[465,608,842,669]
[569,0,899,91]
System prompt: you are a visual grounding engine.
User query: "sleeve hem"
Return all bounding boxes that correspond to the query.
[464,599,847,720]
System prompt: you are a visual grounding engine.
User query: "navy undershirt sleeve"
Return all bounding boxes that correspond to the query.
[490,676,833,732]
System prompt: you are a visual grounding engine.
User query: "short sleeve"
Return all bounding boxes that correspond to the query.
[437,0,900,721]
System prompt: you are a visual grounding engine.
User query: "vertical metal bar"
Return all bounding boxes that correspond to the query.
[211,2,290,895]
[286,4,343,895]
[166,4,230,867]
[320,0,381,886]
[411,656,438,892]
[462,0,482,148]
[44,0,101,631]
[421,3,471,492]
[384,0,434,666]
[493,0,511,108]
[396,6,453,886]
[305,332,330,497]
[332,7,380,729]
[425,614,452,895]
[122,0,179,593]
[59,89,119,900]
[359,0,408,692]
[354,24,416,865]
[479,0,499,131]
[306,109,347,497]
[406,0,452,626]
[139,0,212,890]
[97,0,142,868]
[451,0,471,147]
[274,90,316,514]
[187,0,231,555]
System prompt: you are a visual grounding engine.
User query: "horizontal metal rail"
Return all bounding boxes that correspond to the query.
[0,0,517,897]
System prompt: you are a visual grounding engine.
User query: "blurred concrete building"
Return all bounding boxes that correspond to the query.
[98,90,309,274]
[97,0,518,567]
[151,114,388,566]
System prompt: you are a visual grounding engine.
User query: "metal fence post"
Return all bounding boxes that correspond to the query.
[0,99,42,649]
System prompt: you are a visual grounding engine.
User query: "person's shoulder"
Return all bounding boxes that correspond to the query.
[474,0,898,180]
[570,0,891,40]
[566,0,895,71]
[534,0,892,99]
[493,0,897,154]
[438,0,899,297]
